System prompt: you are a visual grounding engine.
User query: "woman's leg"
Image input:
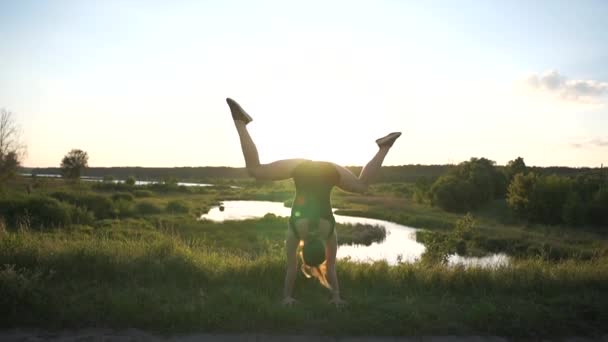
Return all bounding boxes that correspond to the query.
[325,230,346,306]
[228,98,308,180]
[282,227,299,306]
[334,132,401,193]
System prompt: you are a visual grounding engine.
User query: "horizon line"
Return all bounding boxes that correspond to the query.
[20,163,605,169]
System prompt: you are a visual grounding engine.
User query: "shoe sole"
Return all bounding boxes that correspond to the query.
[226,98,253,124]
[376,132,402,146]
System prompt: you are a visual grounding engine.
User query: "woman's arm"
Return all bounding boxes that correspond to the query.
[282,229,299,306]
[326,231,347,307]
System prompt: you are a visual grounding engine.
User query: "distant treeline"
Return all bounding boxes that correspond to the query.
[21,164,602,183]
[21,167,249,181]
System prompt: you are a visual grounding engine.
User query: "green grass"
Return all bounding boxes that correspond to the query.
[1,177,608,336]
[1,227,607,336]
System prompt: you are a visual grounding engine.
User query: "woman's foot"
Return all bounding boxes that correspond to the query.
[226,98,253,124]
[376,132,402,147]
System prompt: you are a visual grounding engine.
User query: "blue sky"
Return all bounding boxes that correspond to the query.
[1,0,607,167]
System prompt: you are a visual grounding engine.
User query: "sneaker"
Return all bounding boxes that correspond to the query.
[376,132,402,147]
[226,98,253,124]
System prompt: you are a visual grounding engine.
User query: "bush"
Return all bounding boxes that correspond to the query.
[114,200,134,218]
[507,172,538,218]
[111,192,134,202]
[562,192,587,226]
[135,201,162,215]
[102,175,115,183]
[430,175,474,212]
[588,187,608,226]
[166,200,190,214]
[50,191,115,219]
[125,176,136,186]
[429,157,506,212]
[71,206,95,225]
[0,195,78,228]
[133,190,153,198]
[419,214,476,264]
[527,175,572,224]
[91,182,132,192]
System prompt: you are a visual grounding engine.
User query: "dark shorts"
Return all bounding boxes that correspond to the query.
[288,215,336,241]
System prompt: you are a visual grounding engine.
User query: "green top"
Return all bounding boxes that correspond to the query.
[289,161,339,240]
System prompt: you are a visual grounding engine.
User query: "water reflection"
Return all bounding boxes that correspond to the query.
[201,200,508,267]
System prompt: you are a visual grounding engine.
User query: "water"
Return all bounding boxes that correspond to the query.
[21,173,216,187]
[201,200,508,267]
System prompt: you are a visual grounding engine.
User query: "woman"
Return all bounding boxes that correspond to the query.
[226,98,401,307]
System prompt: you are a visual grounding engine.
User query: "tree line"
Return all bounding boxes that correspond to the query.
[417,157,607,227]
[21,163,602,184]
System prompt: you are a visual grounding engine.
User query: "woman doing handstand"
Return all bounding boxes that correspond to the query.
[226,98,401,307]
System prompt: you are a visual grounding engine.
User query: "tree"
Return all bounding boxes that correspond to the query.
[60,149,89,180]
[505,157,527,182]
[429,157,505,212]
[125,176,136,186]
[0,108,26,183]
[455,157,506,202]
[507,172,538,219]
[588,187,608,226]
[528,175,572,224]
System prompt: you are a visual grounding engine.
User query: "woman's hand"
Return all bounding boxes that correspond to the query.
[282,296,298,307]
[329,296,348,308]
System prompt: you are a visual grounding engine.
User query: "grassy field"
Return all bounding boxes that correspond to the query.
[0,177,607,337]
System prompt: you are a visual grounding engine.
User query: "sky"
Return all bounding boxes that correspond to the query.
[1,0,607,168]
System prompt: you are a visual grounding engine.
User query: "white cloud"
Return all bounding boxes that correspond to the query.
[526,70,608,102]
[571,137,608,149]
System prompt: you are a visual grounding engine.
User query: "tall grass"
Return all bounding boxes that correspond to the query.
[1,177,607,336]
[1,227,607,336]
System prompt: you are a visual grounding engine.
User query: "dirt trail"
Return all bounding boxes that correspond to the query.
[1,330,606,342]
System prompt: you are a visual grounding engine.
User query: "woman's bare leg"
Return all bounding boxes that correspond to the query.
[228,98,308,180]
[325,230,346,307]
[334,132,401,193]
[282,227,299,306]
[233,119,261,169]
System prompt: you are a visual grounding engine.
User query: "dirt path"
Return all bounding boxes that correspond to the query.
[1,330,606,342]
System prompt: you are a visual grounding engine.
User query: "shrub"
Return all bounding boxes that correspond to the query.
[528,175,572,224]
[114,200,134,218]
[0,195,75,228]
[133,190,153,198]
[125,176,136,186]
[102,175,115,183]
[91,182,132,192]
[135,201,162,215]
[419,213,476,264]
[429,157,506,212]
[166,200,190,214]
[112,192,134,202]
[507,172,538,218]
[50,191,115,219]
[508,173,585,226]
[588,187,608,226]
[70,206,95,225]
[562,192,587,226]
[430,175,474,212]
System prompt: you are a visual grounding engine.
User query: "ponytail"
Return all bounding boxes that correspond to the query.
[298,241,331,289]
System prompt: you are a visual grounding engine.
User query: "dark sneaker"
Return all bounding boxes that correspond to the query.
[376,132,402,147]
[226,98,253,124]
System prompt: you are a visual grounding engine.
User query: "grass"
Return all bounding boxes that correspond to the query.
[1,228,607,336]
[1,177,608,336]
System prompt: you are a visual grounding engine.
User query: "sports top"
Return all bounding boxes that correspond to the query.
[289,161,340,240]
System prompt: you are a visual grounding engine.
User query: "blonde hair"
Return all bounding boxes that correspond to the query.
[298,240,331,289]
